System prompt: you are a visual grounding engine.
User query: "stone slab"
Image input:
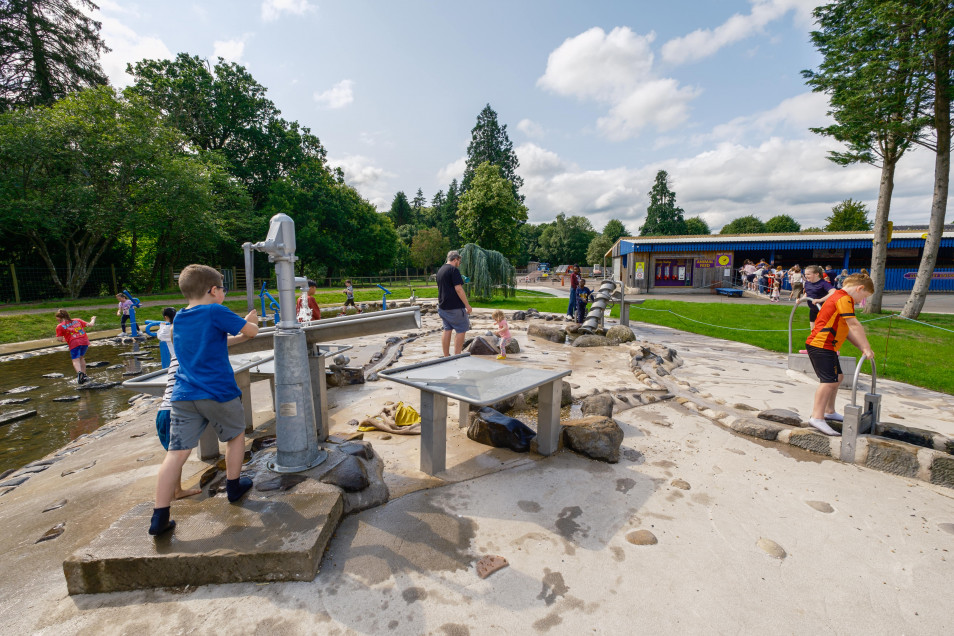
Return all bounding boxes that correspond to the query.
[63,491,343,595]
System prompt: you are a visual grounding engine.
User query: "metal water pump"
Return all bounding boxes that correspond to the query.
[251,213,326,472]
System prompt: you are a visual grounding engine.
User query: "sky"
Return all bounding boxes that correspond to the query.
[92,0,946,234]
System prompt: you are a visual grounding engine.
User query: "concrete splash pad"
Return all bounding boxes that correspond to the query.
[64,492,342,594]
[0,309,953,633]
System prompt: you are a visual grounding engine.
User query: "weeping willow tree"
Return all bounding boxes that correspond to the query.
[458,243,516,300]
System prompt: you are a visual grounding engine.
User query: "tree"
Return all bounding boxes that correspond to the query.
[586,234,614,266]
[640,170,686,236]
[0,87,223,296]
[456,161,528,258]
[438,178,462,247]
[458,243,516,300]
[684,217,711,235]
[0,0,109,110]
[411,188,426,211]
[410,228,450,273]
[765,214,801,233]
[804,0,930,313]
[266,158,400,279]
[516,222,545,267]
[602,219,630,243]
[127,54,327,209]
[461,104,524,202]
[720,215,767,234]
[903,1,954,319]
[538,213,597,265]
[387,191,413,228]
[826,199,873,230]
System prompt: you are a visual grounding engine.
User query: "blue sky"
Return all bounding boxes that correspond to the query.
[94,0,944,233]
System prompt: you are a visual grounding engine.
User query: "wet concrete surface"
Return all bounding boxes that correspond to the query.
[1,309,953,633]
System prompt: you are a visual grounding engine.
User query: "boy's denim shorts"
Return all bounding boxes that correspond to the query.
[69,345,88,359]
[438,307,470,333]
[169,397,245,451]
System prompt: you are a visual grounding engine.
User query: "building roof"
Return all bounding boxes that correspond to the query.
[608,230,954,257]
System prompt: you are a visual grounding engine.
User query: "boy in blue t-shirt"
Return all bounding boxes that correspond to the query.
[149,264,259,536]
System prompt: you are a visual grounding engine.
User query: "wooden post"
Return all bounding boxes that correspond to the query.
[10,264,20,303]
[110,264,118,295]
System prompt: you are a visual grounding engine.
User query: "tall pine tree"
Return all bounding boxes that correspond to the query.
[0,0,110,110]
[640,170,687,236]
[461,104,524,203]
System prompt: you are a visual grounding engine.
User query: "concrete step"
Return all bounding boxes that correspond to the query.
[64,490,343,594]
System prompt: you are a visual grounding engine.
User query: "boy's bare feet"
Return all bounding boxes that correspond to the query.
[174,486,202,499]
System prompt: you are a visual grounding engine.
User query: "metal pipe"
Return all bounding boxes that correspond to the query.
[243,242,254,314]
[788,296,810,355]
[850,357,878,407]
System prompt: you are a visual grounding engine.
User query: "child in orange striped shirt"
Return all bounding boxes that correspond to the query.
[804,273,875,436]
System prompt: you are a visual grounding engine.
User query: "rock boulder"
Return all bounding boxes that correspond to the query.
[562,416,624,463]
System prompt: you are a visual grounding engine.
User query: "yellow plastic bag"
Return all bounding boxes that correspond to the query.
[394,401,421,427]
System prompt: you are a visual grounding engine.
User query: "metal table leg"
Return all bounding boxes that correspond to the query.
[420,391,448,475]
[236,369,253,433]
[309,345,328,442]
[536,379,563,455]
[197,426,219,460]
[459,399,470,429]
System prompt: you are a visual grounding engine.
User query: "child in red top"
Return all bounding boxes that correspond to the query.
[492,309,511,360]
[55,309,97,384]
[804,273,874,436]
[296,279,321,322]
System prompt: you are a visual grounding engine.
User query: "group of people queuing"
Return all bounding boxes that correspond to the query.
[740,259,857,306]
[565,265,592,323]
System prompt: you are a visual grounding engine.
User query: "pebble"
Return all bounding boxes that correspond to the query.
[475,555,509,579]
[806,500,834,514]
[626,529,658,546]
[671,479,691,490]
[757,537,786,559]
[35,522,65,543]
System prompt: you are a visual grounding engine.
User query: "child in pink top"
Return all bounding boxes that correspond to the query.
[492,309,511,360]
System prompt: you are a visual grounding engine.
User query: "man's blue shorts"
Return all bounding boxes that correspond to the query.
[437,307,470,334]
[69,345,88,359]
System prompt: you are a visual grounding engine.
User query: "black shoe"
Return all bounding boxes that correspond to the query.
[77,373,86,385]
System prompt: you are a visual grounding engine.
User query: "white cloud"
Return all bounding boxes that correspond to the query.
[515,93,944,233]
[329,155,395,210]
[437,157,466,184]
[537,27,656,101]
[537,27,699,140]
[598,79,702,137]
[702,91,831,143]
[261,0,314,22]
[661,0,819,66]
[213,37,248,63]
[97,16,174,87]
[313,79,354,109]
[517,118,545,139]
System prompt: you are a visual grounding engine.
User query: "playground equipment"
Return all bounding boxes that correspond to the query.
[248,214,326,473]
[259,281,280,325]
[578,280,644,333]
[142,320,173,368]
[377,284,392,310]
[120,290,143,338]
[840,358,881,463]
[787,297,855,387]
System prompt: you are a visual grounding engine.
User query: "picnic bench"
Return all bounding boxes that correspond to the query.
[379,353,571,475]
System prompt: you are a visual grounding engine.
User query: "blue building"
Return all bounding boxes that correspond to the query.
[608,229,954,293]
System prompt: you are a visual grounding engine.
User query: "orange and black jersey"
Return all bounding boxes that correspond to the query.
[806,290,855,351]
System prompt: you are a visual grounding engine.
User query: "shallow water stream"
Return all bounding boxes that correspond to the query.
[0,341,157,474]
